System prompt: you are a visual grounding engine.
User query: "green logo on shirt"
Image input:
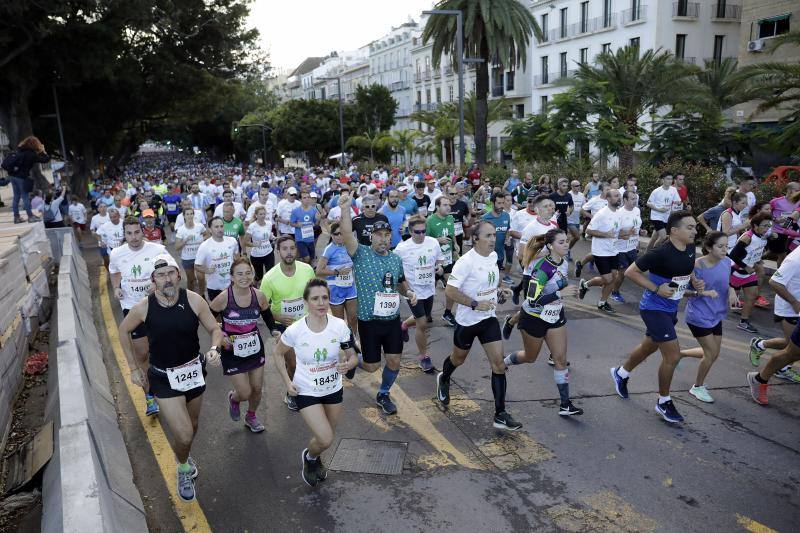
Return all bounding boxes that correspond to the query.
[488,271,496,285]
[314,347,328,362]
[418,255,427,266]
[131,264,142,277]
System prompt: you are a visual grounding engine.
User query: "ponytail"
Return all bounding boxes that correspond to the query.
[522,228,565,268]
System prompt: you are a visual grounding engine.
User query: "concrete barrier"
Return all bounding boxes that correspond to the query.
[41,231,147,533]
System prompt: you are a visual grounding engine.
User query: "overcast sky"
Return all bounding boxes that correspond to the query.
[249,0,436,72]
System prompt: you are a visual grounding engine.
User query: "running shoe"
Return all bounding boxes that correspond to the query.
[610,367,629,399]
[610,291,625,303]
[546,354,570,367]
[502,274,513,286]
[502,315,514,340]
[578,279,589,300]
[427,315,433,323]
[493,411,523,431]
[755,296,770,308]
[418,355,435,373]
[689,385,714,403]
[737,320,758,334]
[401,323,409,343]
[748,337,765,367]
[775,366,800,383]
[284,392,299,412]
[315,457,328,482]
[436,372,450,405]
[177,466,196,501]
[245,413,265,433]
[228,390,240,421]
[442,311,456,327]
[730,299,743,311]
[746,372,769,405]
[597,302,616,314]
[586,261,595,273]
[188,456,198,479]
[376,393,397,415]
[655,400,684,423]
[145,394,159,416]
[575,260,583,278]
[301,449,319,487]
[345,366,357,380]
[559,401,584,416]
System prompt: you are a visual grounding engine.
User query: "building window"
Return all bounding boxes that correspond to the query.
[516,104,524,119]
[425,89,431,104]
[541,56,549,84]
[675,34,687,59]
[630,37,640,49]
[449,85,454,101]
[560,52,568,78]
[541,14,549,41]
[675,0,689,17]
[540,95,548,114]
[758,15,791,39]
[580,47,589,64]
[603,0,612,27]
[436,87,441,103]
[580,2,589,33]
[560,8,568,38]
[416,59,421,75]
[713,35,724,63]
[601,43,611,54]
[416,90,421,107]
[631,0,642,19]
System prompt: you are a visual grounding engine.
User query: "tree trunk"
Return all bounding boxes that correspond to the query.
[70,142,95,197]
[0,81,34,147]
[618,145,634,171]
[474,43,490,166]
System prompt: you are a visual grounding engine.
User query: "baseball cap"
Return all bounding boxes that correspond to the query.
[398,185,408,192]
[142,209,155,217]
[372,221,392,233]
[152,253,179,272]
[287,187,298,195]
[310,192,318,199]
[424,174,434,181]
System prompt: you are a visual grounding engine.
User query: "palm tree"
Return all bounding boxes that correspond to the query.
[556,45,700,169]
[390,129,421,168]
[737,31,800,146]
[695,57,745,114]
[346,131,394,163]
[458,91,513,136]
[423,0,541,166]
[410,104,458,164]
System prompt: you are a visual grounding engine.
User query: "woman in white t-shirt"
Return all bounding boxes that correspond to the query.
[645,173,682,250]
[175,207,208,293]
[243,206,274,284]
[273,279,357,487]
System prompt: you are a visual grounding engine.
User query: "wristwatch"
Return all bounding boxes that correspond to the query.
[470,299,478,310]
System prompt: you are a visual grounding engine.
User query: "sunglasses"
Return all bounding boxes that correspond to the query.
[332,232,341,236]
[412,229,426,234]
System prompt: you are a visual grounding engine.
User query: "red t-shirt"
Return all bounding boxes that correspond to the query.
[677,185,688,202]
[143,226,163,242]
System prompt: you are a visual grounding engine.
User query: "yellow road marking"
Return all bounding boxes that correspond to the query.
[353,373,482,470]
[736,514,779,533]
[545,490,660,532]
[99,270,211,533]
[475,433,554,470]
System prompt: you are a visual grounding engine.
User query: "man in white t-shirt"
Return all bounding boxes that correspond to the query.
[609,191,642,304]
[567,180,586,251]
[394,215,444,372]
[747,245,800,404]
[194,217,240,302]
[109,216,166,416]
[646,173,681,250]
[175,198,207,229]
[68,196,88,238]
[90,202,110,240]
[96,208,125,268]
[276,187,300,236]
[213,190,246,219]
[245,185,277,225]
[579,189,625,314]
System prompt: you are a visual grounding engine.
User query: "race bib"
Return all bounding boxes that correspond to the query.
[415,264,435,285]
[477,287,497,305]
[213,258,232,278]
[309,362,340,395]
[231,331,261,358]
[167,203,177,211]
[669,275,691,300]
[540,300,563,324]
[126,279,151,296]
[373,291,400,317]
[301,225,314,240]
[166,357,204,392]
[281,297,306,319]
[454,221,464,236]
[441,246,453,265]
[331,268,353,287]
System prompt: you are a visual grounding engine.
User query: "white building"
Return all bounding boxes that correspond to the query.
[529,0,742,116]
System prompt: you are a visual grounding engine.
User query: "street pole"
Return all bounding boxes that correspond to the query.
[260,126,267,167]
[52,85,69,178]
[424,9,465,167]
[337,78,346,168]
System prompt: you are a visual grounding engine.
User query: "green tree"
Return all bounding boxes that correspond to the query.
[502,112,568,163]
[346,131,394,163]
[423,0,541,165]
[269,99,342,163]
[390,129,421,168]
[737,31,800,150]
[352,84,398,136]
[553,45,699,169]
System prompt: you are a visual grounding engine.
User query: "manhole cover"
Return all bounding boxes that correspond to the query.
[330,438,407,475]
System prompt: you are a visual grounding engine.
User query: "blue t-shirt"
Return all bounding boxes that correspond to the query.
[322,242,354,282]
[685,257,731,328]
[290,206,317,243]
[482,210,511,257]
[380,205,406,248]
[505,177,520,193]
[163,194,182,215]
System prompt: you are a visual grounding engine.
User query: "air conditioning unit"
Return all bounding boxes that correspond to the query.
[748,39,766,52]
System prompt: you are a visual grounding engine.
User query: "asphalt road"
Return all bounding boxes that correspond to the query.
[89,239,800,533]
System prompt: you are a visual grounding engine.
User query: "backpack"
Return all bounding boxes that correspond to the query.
[1,151,21,174]
[43,204,56,224]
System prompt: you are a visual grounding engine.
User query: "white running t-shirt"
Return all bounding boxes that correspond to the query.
[195,236,239,290]
[393,236,443,299]
[175,224,206,261]
[108,242,166,310]
[280,315,351,397]
[448,248,500,327]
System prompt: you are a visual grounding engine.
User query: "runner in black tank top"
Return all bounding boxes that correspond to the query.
[118,253,223,503]
[210,258,272,433]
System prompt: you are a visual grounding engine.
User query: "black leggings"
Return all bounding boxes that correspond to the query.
[251,252,275,282]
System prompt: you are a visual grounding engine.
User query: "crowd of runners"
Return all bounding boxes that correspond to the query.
[66,153,800,499]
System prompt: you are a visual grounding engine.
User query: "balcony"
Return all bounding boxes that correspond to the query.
[390,80,410,91]
[506,71,515,92]
[673,2,700,19]
[414,72,422,83]
[533,72,555,87]
[433,69,441,79]
[542,14,618,44]
[415,102,440,112]
[703,55,736,66]
[622,4,647,25]
[423,69,432,81]
[710,3,741,21]
[675,56,696,65]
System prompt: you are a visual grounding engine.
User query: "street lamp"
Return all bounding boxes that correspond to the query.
[234,123,272,166]
[318,76,347,169]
